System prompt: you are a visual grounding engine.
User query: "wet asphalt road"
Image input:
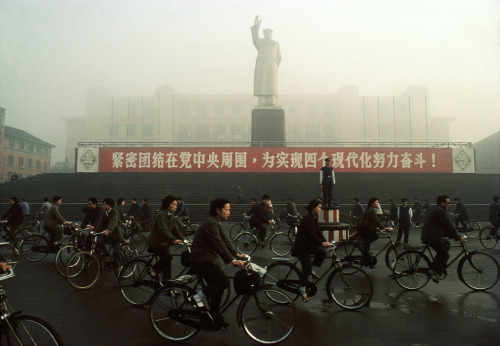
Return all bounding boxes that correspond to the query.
[3,225,500,346]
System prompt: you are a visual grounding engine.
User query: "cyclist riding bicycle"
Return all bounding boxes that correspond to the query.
[291,199,332,302]
[95,198,124,273]
[147,195,183,280]
[189,198,245,328]
[44,196,71,248]
[358,197,392,254]
[489,195,500,233]
[0,197,24,246]
[421,195,466,282]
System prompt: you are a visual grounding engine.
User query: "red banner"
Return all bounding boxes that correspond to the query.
[98,147,452,173]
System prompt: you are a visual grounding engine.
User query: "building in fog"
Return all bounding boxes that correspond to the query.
[62,85,454,166]
[0,107,55,182]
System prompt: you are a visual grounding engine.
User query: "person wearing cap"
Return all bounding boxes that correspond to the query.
[397,198,413,243]
[147,195,184,281]
[320,157,335,209]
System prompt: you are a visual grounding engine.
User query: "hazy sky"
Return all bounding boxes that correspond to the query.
[1,0,499,162]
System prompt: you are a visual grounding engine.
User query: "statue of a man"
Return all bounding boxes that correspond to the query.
[251,16,281,106]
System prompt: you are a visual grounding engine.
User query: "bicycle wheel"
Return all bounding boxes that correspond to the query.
[120,258,162,306]
[66,251,101,289]
[184,223,198,241]
[270,233,293,256]
[0,244,18,269]
[239,288,296,344]
[127,232,147,254]
[0,314,64,345]
[20,234,49,262]
[54,244,79,277]
[121,243,138,266]
[393,250,431,290]
[458,251,500,290]
[229,223,246,240]
[150,284,200,341]
[326,264,373,310]
[235,232,259,255]
[479,226,498,249]
[384,242,406,269]
[464,221,481,238]
[262,262,301,302]
[334,241,365,266]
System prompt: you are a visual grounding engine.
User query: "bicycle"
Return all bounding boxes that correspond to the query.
[449,214,481,238]
[262,242,373,310]
[122,219,148,254]
[149,255,296,344]
[65,230,138,290]
[0,222,27,249]
[0,269,64,345]
[229,214,251,240]
[392,239,500,291]
[178,217,199,241]
[334,228,405,270]
[234,223,293,256]
[54,226,90,277]
[479,225,500,249]
[118,240,232,307]
[20,222,80,262]
[0,242,19,269]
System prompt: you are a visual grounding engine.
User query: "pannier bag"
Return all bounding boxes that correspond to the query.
[233,269,261,295]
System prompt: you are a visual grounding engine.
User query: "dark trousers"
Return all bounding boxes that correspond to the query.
[96,235,123,268]
[429,239,450,274]
[3,224,19,244]
[455,217,468,230]
[322,184,333,207]
[193,263,229,315]
[397,223,411,243]
[148,245,173,280]
[45,225,62,245]
[297,247,327,286]
[255,223,267,243]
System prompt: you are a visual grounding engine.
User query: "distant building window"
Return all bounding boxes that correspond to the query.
[28,144,33,152]
[36,160,41,170]
[18,157,24,167]
[127,124,136,137]
[143,124,153,137]
[7,155,14,166]
[28,159,33,168]
[45,148,49,155]
[19,141,25,150]
[36,146,41,154]
[8,138,15,148]
[44,162,48,172]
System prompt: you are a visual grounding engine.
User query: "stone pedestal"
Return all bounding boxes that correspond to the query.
[251,107,286,147]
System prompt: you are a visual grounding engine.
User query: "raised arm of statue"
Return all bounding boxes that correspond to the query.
[254,16,261,27]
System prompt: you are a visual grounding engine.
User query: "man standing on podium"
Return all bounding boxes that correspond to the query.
[320,158,336,209]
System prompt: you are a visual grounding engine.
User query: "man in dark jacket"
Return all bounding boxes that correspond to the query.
[249,195,273,243]
[320,158,335,208]
[80,197,104,231]
[96,198,124,271]
[1,197,24,245]
[190,198,244,326]
[489,195,500,232]
[421,195,465,281]
[453,198,469,231]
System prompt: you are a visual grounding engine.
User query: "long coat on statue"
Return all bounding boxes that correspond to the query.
[251,25,281,97]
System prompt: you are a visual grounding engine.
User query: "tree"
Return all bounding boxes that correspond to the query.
[50,159,73,173]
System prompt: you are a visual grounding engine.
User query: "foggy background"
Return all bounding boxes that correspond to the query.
[1,0,499,163]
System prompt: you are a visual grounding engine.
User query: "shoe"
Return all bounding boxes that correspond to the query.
[149,268,158,278]
[427,269,440,283]
[300,292,309,302]
[260,242,267,248]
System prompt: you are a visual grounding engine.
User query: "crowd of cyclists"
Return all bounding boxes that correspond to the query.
[0,192,498,341]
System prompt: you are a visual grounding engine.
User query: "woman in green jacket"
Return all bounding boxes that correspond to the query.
[148,195,184,280]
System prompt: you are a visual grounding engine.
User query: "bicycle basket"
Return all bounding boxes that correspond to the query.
[234,269,260,295]
[180,250,191,267]
[76,233,87,248]
[63,225,73,235]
